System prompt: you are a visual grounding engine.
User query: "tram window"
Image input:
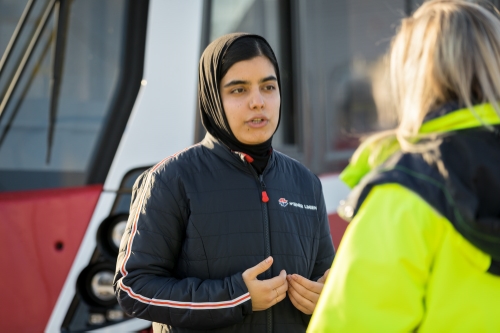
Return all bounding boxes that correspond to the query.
[326,0,403,155]
[0,1,22,55]
[323,0,500,157]
[208,0,296,147]
[309,0,500,172]
[0,0,48,95]
[293,0,405,172]
[0,0,129,191]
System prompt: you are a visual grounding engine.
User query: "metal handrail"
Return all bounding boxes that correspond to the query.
[0,0,57,121]
[0,0,35,77]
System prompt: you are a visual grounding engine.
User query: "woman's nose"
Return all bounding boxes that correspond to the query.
[249,90,265,109]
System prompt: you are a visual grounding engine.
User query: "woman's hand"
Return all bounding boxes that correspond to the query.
[242,256,288,311]
[286,269,330,314]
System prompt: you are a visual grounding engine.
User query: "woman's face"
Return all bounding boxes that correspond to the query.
[220,56,280,145]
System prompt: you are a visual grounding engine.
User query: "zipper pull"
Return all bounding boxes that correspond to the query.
[262,191,269,203]
[243,153,254,163]
[259,174,269,202]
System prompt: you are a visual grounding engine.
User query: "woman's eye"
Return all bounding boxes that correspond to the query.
[231,88,244,94]
[264,85,276,91]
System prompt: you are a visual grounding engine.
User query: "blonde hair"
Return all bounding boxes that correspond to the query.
[356,0,500,166]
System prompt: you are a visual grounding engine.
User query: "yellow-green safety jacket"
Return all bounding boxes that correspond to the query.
[308,103,500,332]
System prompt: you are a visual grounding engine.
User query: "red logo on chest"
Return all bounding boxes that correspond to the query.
[278,198,288,207]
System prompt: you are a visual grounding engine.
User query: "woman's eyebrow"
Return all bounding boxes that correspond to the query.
[260,75,277,83]
[223,80,249,88]
[223,75,277,88]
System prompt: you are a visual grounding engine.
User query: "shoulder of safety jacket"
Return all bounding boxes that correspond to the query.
[338,126,500,274]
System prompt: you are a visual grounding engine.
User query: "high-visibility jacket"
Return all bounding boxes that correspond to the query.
[308,103,500,332]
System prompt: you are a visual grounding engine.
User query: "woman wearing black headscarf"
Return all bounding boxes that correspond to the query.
[114,33,334,333]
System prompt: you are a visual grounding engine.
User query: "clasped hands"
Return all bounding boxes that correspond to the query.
[242,256,330,314]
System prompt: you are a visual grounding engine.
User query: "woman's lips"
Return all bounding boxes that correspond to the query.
[245,118,269,128]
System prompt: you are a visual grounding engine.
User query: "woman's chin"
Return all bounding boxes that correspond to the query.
[238,134,273,145]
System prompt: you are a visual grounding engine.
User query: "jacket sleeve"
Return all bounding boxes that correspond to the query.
[113,168,252,330]
[308,183,445,333]
[310,176,335,282]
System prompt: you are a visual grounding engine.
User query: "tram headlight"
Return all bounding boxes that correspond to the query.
[97,214,129,260]
[106,309,124,321]
[77,263,117,307]
[91,270,115,302]
[89,313,106,326]
[111,220,127,250]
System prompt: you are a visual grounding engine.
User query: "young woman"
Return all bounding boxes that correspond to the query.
[114,33,334,333]
[308,1,500,332]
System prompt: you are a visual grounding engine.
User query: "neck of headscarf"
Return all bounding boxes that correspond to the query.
[225,137,272,174]
[198,33,280,174]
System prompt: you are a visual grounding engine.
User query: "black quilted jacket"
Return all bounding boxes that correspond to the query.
[114,133,335,333]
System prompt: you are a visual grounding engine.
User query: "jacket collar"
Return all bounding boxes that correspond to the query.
[201,132,275,175]
[340,103,500,188]
[420,103,500,133]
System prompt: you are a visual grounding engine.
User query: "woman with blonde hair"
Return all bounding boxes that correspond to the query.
[308,1,500,332]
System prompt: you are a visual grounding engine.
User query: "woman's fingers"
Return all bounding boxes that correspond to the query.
[242,256,273,282]
[271,270,289,304]
[286,274,328,314]
[269,270,288,303]
[244,263,329,313]
[287,275,320,304]
[271,269,288,289]
[288,281,316,306]
[317,269,330,284]
[288,285,313,314]
[243,267,288,311]
[288,274,323,294]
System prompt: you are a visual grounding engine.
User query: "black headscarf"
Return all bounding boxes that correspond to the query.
[198,33,281,173]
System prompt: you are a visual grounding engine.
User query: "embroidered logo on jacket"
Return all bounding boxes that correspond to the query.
[278,197,317,210]
[279,198,288,207]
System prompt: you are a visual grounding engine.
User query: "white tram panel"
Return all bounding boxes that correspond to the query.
[104,0,203,192]
[45,1,204,332]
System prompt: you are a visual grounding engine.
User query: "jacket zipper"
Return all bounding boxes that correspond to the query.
[258,174,271,259]
[246,163,272,333]
[259,173,272,333]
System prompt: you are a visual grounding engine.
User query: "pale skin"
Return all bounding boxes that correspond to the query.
[241,256,288,311]
[220,55,329,313]
[219,55,280,145]
[287,269,330,314]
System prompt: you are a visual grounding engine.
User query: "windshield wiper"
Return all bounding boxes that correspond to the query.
[47,0,70,163]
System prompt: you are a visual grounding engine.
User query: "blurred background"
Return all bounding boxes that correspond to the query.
[1,0,499,332]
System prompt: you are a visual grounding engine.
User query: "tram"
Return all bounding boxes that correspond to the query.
[0,0,414,331]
